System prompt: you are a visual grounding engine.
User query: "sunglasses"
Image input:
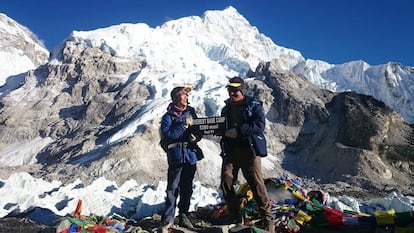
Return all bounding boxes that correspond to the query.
[227,87,240,93]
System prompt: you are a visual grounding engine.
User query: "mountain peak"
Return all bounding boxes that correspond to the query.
[0,13,49,86]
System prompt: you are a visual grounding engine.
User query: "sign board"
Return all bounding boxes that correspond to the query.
[190,117,226,135]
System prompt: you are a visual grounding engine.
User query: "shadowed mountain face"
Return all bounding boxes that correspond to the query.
[253,61,414,193]
[0,45,412,198]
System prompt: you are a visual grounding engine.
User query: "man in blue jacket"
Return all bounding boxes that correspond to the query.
[159,86,203,232]
[220,77,274,233]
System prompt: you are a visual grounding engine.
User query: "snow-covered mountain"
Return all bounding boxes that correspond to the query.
[293,59,414,123]
[1,8,413,124]
[48,8,414,125]
[0,6,412,194]
[0,13,49,86]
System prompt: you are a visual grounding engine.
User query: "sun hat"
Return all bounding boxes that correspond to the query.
[170,86,192,100]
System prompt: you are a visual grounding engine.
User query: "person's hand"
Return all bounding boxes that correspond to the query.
[224,128,238,139]
[184,115,193,128]
[189,133,197,142]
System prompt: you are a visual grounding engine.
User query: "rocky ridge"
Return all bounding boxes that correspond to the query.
[252,61,414,196]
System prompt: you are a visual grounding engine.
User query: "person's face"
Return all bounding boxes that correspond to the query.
[173,89,189,107]
[227,87,244,103]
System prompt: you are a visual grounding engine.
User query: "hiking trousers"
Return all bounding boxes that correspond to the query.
[220,145,273,222]
[162,162,197,223]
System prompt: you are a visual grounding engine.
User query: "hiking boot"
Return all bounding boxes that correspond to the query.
[232,213,243,225]
[223,212,243,225]
[265,220,275,233]
[159,220,173,233]
[178,213,194,229]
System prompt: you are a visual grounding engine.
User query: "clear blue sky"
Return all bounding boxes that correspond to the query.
[1,0,413,66]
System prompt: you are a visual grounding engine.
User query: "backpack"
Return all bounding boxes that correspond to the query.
[159,114,177,153]
[159,136,170,153]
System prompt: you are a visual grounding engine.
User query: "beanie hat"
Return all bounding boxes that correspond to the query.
[170,86,192,100]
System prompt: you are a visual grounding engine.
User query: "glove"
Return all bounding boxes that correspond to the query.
[184,115,193,128]
[224,128,238,139]
[189,133,197,142]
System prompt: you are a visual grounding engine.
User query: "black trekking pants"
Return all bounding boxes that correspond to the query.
[162,162,196,222]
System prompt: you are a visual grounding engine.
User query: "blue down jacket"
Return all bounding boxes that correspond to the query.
[160,104,202,165]
[220,95,268,157]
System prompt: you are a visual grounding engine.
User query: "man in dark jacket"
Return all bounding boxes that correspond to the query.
[159,86,203,232]
[220,77,274,233]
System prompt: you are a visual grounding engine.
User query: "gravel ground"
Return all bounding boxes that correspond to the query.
[0,215,410,233]
[0,218,402,233]
[0,218,54,233]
